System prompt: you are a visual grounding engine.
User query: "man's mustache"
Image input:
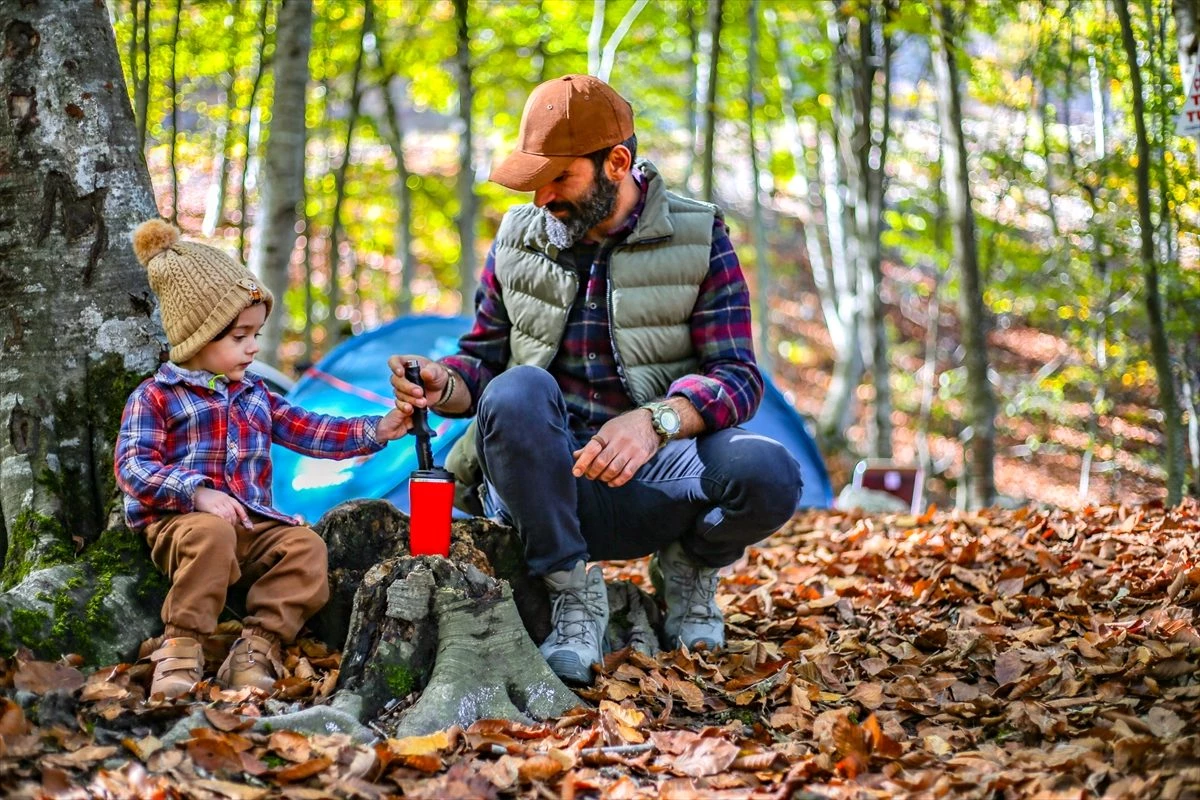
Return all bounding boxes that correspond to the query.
[544,201,576,216]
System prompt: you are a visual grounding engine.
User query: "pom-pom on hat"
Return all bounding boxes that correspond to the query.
[131,219,273,364]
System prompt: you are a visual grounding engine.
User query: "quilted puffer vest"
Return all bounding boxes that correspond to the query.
[446,161,722,508]
[491,160,720,402]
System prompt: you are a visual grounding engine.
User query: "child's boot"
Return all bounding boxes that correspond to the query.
[149,637,204,699]
[216,629,283,692]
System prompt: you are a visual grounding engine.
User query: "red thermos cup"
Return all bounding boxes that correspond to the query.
[409,467,455,557]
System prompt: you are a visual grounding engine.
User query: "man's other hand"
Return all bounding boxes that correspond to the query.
[571,409,659,487]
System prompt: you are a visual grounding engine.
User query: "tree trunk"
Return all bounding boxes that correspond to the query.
[202,8,242,237]
[168,0,182,223]
[588,0,606,77]
[366,1,415,316]
[249,0,310,367]
[816,126,864,446]
[683,1,701,191]
[324,3,369,351]
[597,0,650,83]
[134,0,150,152]
[746,0,772,374]
[831,1,893,459]
[1116,0,1185,504]
[0,0,169,663]
[236,0,272,260]
[931,0,996,508]
[454,0,478,311]
[312,501,659,737]
[698,0,723,203]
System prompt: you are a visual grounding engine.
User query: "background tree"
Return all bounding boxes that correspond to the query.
[249,0,312,364]
[931,0,996,508]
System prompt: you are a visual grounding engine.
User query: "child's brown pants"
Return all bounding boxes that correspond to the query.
[143,512,329,642]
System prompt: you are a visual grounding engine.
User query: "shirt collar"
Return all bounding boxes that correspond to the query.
[604,165,649,243]
[157,361,237,394]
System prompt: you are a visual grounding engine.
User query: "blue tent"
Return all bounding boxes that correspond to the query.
[270,316,832,522]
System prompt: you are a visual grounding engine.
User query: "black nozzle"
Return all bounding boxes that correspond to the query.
[405,359,436,471]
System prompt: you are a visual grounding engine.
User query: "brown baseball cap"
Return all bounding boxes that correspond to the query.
[489,74,635,192]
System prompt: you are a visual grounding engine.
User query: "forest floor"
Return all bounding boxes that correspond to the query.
[2,500,1199,798]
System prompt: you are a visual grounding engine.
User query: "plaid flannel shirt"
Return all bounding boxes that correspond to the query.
[442,168,763,434]
[115,362,384,529]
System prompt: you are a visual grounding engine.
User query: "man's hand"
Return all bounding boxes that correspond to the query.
[194,487,253,528]
[375,408,412,442]
[572,409,659,488]
[388,355,450,417]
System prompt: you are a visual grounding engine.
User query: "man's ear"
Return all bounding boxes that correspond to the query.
[605,144,633,181]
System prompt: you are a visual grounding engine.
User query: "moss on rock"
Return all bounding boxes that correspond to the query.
[0,510,74,591]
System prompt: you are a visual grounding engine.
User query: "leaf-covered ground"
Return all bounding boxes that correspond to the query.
[3,501,1200,799]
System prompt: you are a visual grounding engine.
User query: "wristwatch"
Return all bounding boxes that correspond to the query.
[642,401,682,447]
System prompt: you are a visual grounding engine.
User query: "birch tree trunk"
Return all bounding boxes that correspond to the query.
[368,6,415,316]
[746,0,772,374]
[454,0,478,310]
[324,3,369,350]
[1116,0,1185,504]
[0,0,167,661]
[133,0,150,152]
[931,0,996,508]
[698,0,723,204]
[168,0,182,223]
[249,0,311,366]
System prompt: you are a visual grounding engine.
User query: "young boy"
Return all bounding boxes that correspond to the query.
[115,219,410,700]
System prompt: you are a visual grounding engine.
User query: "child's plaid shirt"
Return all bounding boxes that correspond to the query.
[115,362,384,529]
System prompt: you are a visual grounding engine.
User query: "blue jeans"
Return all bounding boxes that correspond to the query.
[476,366,804,576]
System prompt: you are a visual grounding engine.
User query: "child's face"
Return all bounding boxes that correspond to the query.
[183,303,267,383]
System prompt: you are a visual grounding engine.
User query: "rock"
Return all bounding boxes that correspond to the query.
[835,485,912,514]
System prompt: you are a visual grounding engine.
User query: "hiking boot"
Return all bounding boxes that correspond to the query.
[654,541,725,651]
[216,634,283,692]
[539,561,609,685]
[149,637,203,699]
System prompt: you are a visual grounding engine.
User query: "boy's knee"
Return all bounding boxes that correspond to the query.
[178,513,238,556]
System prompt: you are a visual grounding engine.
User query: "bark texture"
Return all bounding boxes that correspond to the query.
[0,0,165,660]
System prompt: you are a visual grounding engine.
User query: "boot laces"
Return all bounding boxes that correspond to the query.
[670,563,719,622]
[549,585,604,645]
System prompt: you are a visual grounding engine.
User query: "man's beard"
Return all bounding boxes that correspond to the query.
[541,172,619,249]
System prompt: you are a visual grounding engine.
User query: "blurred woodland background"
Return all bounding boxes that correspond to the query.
[107,0,1200,511]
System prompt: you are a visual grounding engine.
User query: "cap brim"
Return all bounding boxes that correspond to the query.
[488,150,577,192]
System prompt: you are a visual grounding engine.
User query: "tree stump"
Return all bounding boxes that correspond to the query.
[314,500,664,737]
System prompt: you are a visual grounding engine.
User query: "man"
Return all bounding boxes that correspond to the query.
[389,75,802,686]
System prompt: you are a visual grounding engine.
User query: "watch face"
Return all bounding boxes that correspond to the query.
[658,406,681,435]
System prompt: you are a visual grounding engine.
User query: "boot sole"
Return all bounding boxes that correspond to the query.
[545,652,594,685]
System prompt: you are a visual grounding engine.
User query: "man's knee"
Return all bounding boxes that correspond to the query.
[478,365,560,425]
[720,433,803,528]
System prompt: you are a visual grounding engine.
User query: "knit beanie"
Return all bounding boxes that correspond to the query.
[131,220,274,364]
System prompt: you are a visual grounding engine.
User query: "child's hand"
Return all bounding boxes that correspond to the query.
[194,487,253,528]
[376,408,412,443]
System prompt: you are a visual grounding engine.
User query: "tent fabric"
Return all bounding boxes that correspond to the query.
[271,316,832,523]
